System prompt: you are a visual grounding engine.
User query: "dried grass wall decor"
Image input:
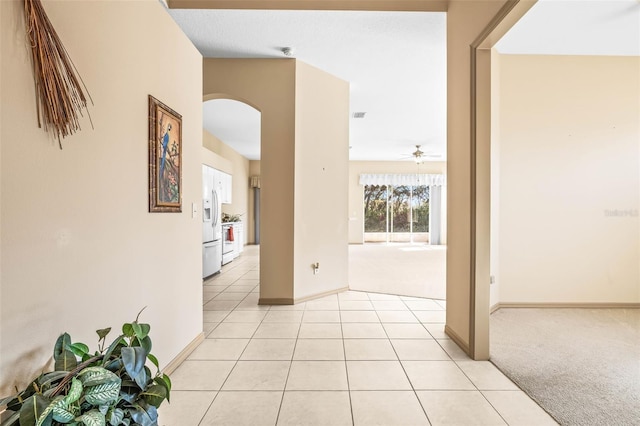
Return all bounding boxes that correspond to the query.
[24,0,93,149]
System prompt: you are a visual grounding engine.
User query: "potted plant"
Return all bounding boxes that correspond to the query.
[0,311,171,426]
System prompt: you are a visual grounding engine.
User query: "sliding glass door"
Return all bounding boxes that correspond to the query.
[364,184,430,243]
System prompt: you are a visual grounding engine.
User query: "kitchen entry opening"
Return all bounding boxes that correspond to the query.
[364,184,430,243]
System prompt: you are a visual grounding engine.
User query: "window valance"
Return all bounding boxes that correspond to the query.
[358,173,446,187]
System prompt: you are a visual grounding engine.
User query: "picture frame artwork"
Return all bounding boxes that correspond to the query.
[149,95,182,213]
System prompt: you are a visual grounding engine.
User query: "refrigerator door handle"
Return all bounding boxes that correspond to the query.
[212,190,218,228]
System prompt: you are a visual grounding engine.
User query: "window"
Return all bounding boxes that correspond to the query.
[363,185,388,233]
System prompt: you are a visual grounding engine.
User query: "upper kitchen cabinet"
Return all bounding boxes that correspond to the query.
[221,171,232,204]
[211,168,232,204]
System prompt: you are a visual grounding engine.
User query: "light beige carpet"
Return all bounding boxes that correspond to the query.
[491,308,640,426]
[348,243,446,300]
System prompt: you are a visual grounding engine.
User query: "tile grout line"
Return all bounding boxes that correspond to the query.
[389,295,435,426]
[273,313,303,426]
[372,292,432,425]
[199,256,270,425]
[452,360,512,426]
[197,261,262,425]
[339,294,357,426]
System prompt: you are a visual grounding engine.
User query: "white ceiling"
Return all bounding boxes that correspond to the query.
[496,0,640,56]
[168,0,639,162]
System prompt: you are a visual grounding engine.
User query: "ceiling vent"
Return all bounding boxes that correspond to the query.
[352,112,366,119]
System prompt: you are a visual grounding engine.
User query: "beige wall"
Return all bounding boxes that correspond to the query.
[203,130,233,174]
[348,161,447,244]
[446,0,508,355]
[293,61,350,300]
[0,0,202,395]
[203,60,348,301]
[204,58,296,301]
[202,130,251,245]
[497,54,640,304]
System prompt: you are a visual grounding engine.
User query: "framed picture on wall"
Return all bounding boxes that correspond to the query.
[148,95,182,213]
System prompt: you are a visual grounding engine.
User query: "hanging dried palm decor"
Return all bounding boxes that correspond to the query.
[24,0,93,149]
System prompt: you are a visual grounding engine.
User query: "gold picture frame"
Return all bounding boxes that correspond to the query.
[148,95,182,213]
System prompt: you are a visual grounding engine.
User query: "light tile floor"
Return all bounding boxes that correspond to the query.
[160,247,557,426]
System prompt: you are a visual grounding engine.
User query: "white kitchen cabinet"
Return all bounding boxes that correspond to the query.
[234,222,244,254]
[212,168,222,194]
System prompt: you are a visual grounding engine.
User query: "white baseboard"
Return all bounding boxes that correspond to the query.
[492,302,640,311]
[163,332,205,375]
[444,325,470,355]
[294,286,349,304]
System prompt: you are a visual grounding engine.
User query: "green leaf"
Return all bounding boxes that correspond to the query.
[140,324,150,338]
[84,382,121,406]
[96,328,112,340]
[98,405,109,416]
[139,336,152,354]
[75,410,106,426]
[55,350,77,372]
[1,392,27,412]
[54,333,72,361]
[129,404,157,426]
[131,336,152,355]
[54,334,77,372]
[154,374,172,403]
[103,359,122,372]
[68,343,90,358]
[65,378,83,405]
[102,335,126,367]
[121,347,148,389]
[47,396,74,424]
[36,396,61,426]
[20,395,50,426]
[147,354,159,372]
[78,367,120,388]
[107,408,124,426]
[131,323,149,341]
[122,323,134,338]
[118,390,136,404]
[37,371,68,389]
[52,406,75,423]
[140,384,167,408]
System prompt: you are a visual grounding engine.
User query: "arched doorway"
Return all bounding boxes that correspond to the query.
[201,96,261,280]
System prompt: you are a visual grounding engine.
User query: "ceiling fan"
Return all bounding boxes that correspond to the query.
[402,145,442,163]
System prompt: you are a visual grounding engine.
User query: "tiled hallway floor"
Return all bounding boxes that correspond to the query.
[160,247,557,425]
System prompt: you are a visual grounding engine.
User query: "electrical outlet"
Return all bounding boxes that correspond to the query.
[490,275,496,285]
[313,262,320,275]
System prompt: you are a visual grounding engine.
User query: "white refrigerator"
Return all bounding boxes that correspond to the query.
[202,165,222,278]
